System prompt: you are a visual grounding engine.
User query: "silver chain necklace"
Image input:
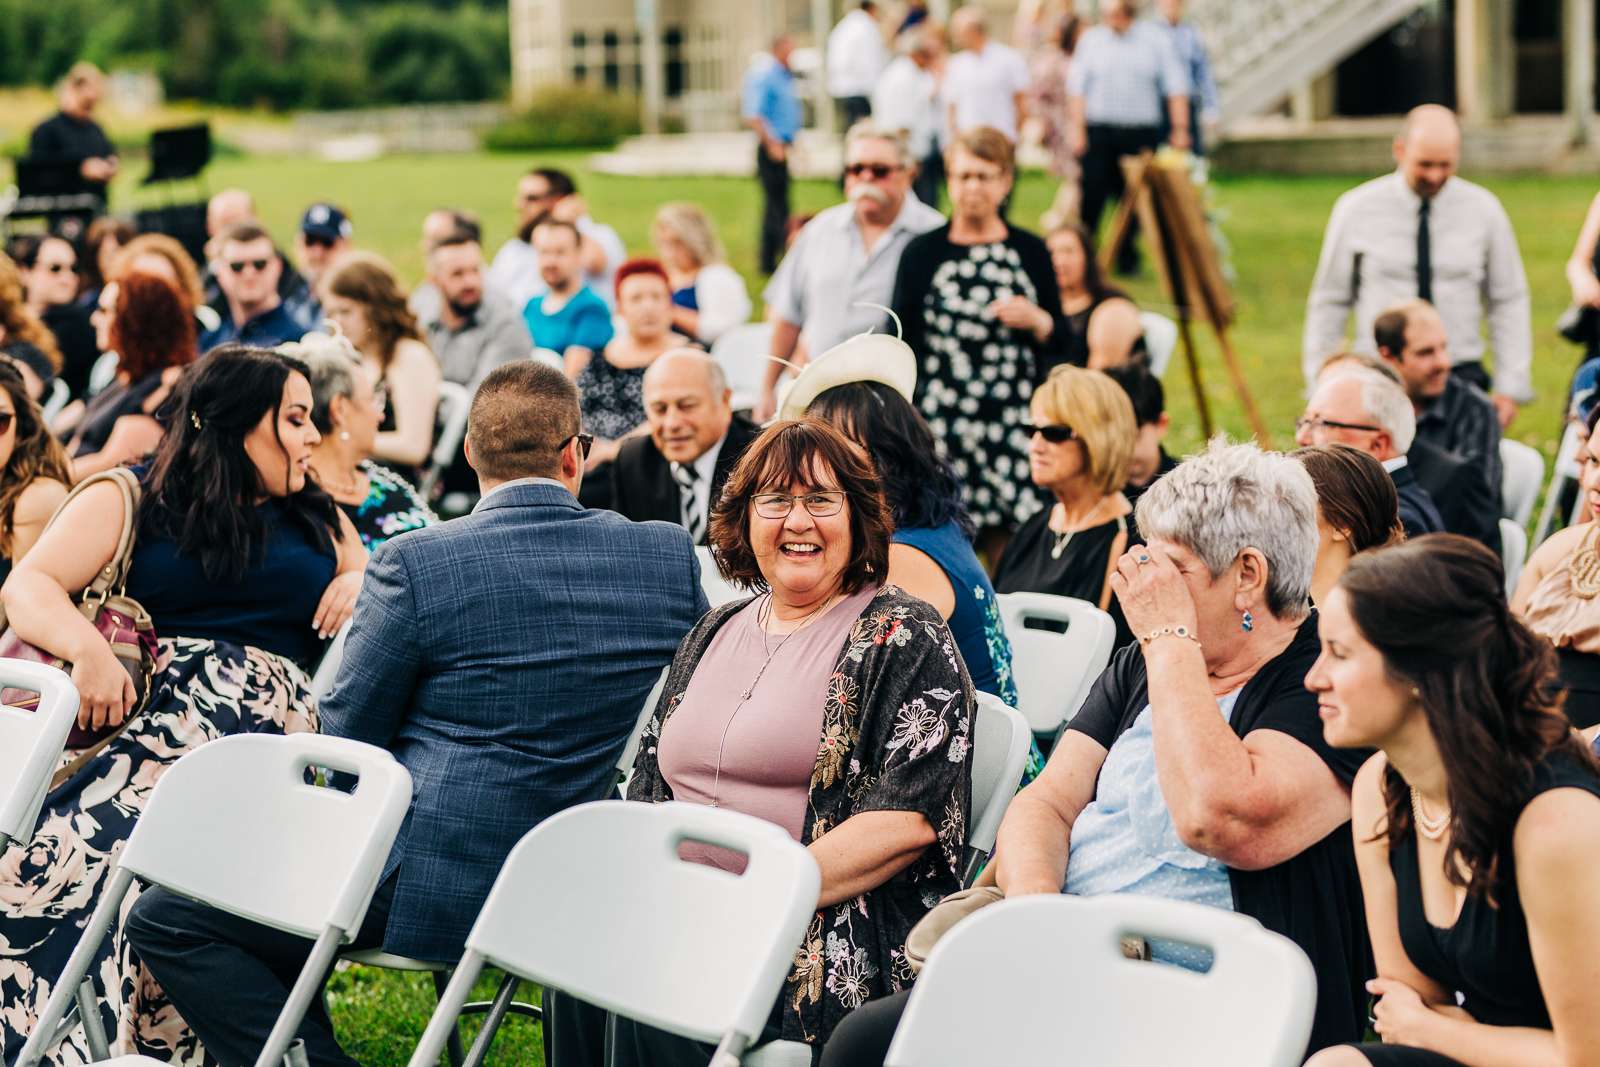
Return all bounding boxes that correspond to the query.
[1051,495,1111,559]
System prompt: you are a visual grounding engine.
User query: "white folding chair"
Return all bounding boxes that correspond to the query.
[87,351,119,397]
[405,801,820,1067]
[1500,517,1528,598]
[309,618,352,703]
[532,347,564,370]
[1499,438,1545,527]
[696,545,753,608]
[885,894,1316,1067]
[15,733,412,1067]
[710,322,779,411]
[1139,311,1179,379]
[39,377,71,424]
[961,693,1033,886]
[1534,421,1584,547]
[418,381,471,500]
[0,662,80,856]
[996,592,1116,739]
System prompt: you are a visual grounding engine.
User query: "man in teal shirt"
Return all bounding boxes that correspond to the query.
[741,35,802,273]
[521,219,613,368]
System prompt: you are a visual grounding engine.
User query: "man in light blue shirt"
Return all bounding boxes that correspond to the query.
[1154,0,1220,155]
[741,35,802,273]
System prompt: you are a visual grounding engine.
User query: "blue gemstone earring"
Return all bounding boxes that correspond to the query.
[1241,610,1253,633]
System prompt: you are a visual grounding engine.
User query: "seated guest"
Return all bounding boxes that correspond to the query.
[125,361,708,1067]
[573,260,692,509]
[113,232,214,336]
[522,219,614,369]
[0,360,72,586]
[409,206,486,322]
[611,349,760,542]
[77,215,136,311]
[789,333,1018,705]
[1514,404,1600,729]
[322,252,442,473]
[0,253,62,401]
[1375,298,1502,506]
[1104,361,1176,505]
[69,273,196,480]
[200,190,315,334]
[198,220,307,351]
[490,167,627,312]
[418,229,531,394]
[1,346,366,1061]
[993,364,1142,648]
[1306,535,1600,1067]
[293,331,438,551]
[550,417,972,1062]
[1292,443,1403,606]
[651,202,754,346]
[1044,221,1146,372]
[290,201,354,329]
[11,233,96,400]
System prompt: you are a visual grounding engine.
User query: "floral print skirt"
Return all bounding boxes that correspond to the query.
[0,637,318,1066]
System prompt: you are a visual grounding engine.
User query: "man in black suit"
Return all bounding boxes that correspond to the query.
[612,350,762,542]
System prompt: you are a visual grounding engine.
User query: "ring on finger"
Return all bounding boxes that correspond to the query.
[1137,554,1151,564]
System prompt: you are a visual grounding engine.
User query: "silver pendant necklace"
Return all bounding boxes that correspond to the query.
[1051,495,1111,559]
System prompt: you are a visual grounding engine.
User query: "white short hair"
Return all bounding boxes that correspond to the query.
[1326,366,1416,455]
[1135,439,1318,621]
[844,120,915,169]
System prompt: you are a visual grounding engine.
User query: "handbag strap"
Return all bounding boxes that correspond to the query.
[1098,515,1129,613]
[50,467,143,604]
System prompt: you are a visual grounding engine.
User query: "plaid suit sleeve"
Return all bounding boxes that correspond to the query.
[318,538,423,749]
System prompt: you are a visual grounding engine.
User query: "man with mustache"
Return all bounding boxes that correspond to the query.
[754,121,945,422]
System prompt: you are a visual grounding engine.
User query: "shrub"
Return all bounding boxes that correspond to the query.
[365,4,507,105]
[484,85,641,151]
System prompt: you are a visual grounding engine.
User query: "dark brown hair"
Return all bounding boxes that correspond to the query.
[1045,222,1128,312]
[1373,299,1432,358]
[466,361,581,483]
[111,273,197,380]
[1339,534,1600,902]
[708,418,893,595]
[83,216,137,293]
[1293,443,1404,553]
[323,252,423,374]
[0,360,71,556]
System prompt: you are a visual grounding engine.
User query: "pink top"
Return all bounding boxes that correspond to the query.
[657,584,878,872]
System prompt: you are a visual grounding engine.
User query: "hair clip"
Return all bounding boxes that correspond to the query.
[190,411,202,430]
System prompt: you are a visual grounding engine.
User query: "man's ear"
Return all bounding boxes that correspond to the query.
[1379,347,1401,365]
[1372,431,1395,459]
[1155,411,1171,438]
[463,436,476,471]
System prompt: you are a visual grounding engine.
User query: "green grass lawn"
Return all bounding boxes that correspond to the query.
[326,964,544,1067]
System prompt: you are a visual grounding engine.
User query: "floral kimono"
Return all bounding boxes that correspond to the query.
[629,583,973,1046]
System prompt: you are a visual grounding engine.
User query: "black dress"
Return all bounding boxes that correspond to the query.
[1047,294,1149,376]
[72,370,166,458]
[41,304,97,400]
[993,508,1141,648]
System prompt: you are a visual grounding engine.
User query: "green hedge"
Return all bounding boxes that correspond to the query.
[483,85,641,151]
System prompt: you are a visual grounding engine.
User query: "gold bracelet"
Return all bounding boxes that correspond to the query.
[1140,624,1201,649]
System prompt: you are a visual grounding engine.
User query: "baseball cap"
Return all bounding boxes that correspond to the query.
[300,203,353,242]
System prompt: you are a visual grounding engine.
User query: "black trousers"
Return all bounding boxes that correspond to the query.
[817,989,910,1067]
[758,142,791,274]
[837,96,872,131]
[1451,360,1491,393]
[1080,124,1163,269]
[124,873,397,1067]
[913,146,943,210]
[544,989,803,1067]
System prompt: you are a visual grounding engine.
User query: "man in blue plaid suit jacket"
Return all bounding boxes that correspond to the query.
[127,362,709,1067]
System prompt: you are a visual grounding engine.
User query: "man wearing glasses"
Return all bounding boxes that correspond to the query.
[754,122,944,421]
[198,220,305,351]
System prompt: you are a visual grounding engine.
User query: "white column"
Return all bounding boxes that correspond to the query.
[1568,0,1595,144]
[637,0,663,135]
[812,0,834,132]
[1456,0,1514,122]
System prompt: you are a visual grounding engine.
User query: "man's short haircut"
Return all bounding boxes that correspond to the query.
[429,230,481,258]
[1342,368,1417,455]
[431,208,481,245]
[219,219,273,248]
[62,62,104,90]
[467,361,582,482]
[1373,299,1433,357]
[1103,362,1166,426]
[946,126,1014,174]
[845,119,914,169]
[529,167,577,199]
[1317,349,1402,386]
[531,218,581,247]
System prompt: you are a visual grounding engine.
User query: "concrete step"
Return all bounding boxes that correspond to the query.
[589,130,843,179]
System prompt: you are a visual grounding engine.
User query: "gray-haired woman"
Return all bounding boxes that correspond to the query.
[285,331,438,552]
[820,441,1375,1067]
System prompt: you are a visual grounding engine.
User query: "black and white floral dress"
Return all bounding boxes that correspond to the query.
[893,223,1067,529]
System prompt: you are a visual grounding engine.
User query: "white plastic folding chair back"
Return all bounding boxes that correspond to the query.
[962,693,1032,885]
[696,545,753,608]
[0,662,80,853]
[444,801,818,1051]
[710,322,779,409]
[1500,517,1528,598]
[419,381,472,498]
[119,733,412,938]
[532,347,565,370]
[996,592,1116,736]
[1534,422,1583,546]
[1499,438,1544,527]
[1139,312,1179,379]
[87,351,119,397]
[310,618,353,702]
[40,377,71,424]
[885,895,1316,1067]
[613,665,671,796]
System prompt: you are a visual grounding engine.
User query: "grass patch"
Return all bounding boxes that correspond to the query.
[326,963,545,1067]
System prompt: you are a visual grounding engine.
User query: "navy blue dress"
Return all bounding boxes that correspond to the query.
[893,521,1017,706]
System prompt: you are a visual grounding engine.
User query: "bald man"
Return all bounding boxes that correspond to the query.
[1303,104,1531,429]
[610,351,761,541]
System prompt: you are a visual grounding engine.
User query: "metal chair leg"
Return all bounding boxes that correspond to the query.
[460,971,529,1067]
[433,969,466,1067]
[76,977,110,1062]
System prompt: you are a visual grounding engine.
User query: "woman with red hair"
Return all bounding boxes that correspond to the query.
[68,272,196,480]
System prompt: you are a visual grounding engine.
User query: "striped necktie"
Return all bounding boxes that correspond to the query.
[674,462,704,543]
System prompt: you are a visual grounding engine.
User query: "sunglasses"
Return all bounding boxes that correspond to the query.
[40,261,78,274]
[844,163,899,180]
[1021,423,1078,444]
[562,432,594,459]
[302,234,336,249]
[226,259,271,273]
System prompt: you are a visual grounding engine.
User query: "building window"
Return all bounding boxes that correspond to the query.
[604,30,619,90]
[665,27,684,97]
[571,31,587,83]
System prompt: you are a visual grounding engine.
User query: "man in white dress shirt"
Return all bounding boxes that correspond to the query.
[487,167,628,314]
[1303,105,1531,428]
[873,25,946,208]
[828,1,887,132]
[942,6,1030,143]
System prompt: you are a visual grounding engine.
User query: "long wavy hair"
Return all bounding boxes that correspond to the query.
[0,360,71,557]
[323,253,422,375]
[138,345,343,584]
[0,255,63,370]
[1046,222,1130,307]
[1338,534,1600,903]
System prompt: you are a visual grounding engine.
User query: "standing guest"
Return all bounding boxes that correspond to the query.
[1291,443,1403,607]
[1027,12,1084,228]
[290,202,354,329]
[12,234,96,400]
[550,418,972,1063]
[756,121,945,421]
[322,252,442,473]
[28,63,118,205]
[522,220,615,367]
[1105,361,1176,505]
[1564,189,1600,364]
[1375,298,1502,505]
[0,360,71,586]
[127,362,706,1067]
[0,254,62,402]
[1152,0,1219,155]
[1046,222,1145,372]
[419,231,531,394]
[1306,536,1600,1067]
[200,220,307,351]
[993,364,1141,648]
[892,126,1065,551]
[0,346,366,1064]
[1066,0,1190,273]
[69,273,195,479]
[943,6,1031,143]
[651,202,753,346]
[828,1,887,130]
[489,168,627,313]
[1304,105,1531,430]
[611,349,761,542]
[742,35,803,275]
[77,215,137,310]
[200,190,314,332]
[293,332,438,552]
[872,25,948,209]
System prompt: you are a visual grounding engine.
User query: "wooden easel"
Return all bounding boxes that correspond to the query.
[1100,152,1271,447]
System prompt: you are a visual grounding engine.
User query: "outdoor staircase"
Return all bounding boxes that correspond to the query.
[1196,0,1433,121]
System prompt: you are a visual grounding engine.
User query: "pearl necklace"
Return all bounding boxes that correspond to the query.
[1051,496,1112,559]
[1410,787,1452,841]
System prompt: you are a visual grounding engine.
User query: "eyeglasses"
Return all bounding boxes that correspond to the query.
[226,259,271,273]
[844,162,899,180]
[751,491,847,519]
[949,170,1007,184]
[562,432,594,459]
[1295,416,1382,435]
[1021,423,1078,444]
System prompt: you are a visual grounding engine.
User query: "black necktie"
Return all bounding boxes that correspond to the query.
[673,463,704,543]
[1417,198,1432,303]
